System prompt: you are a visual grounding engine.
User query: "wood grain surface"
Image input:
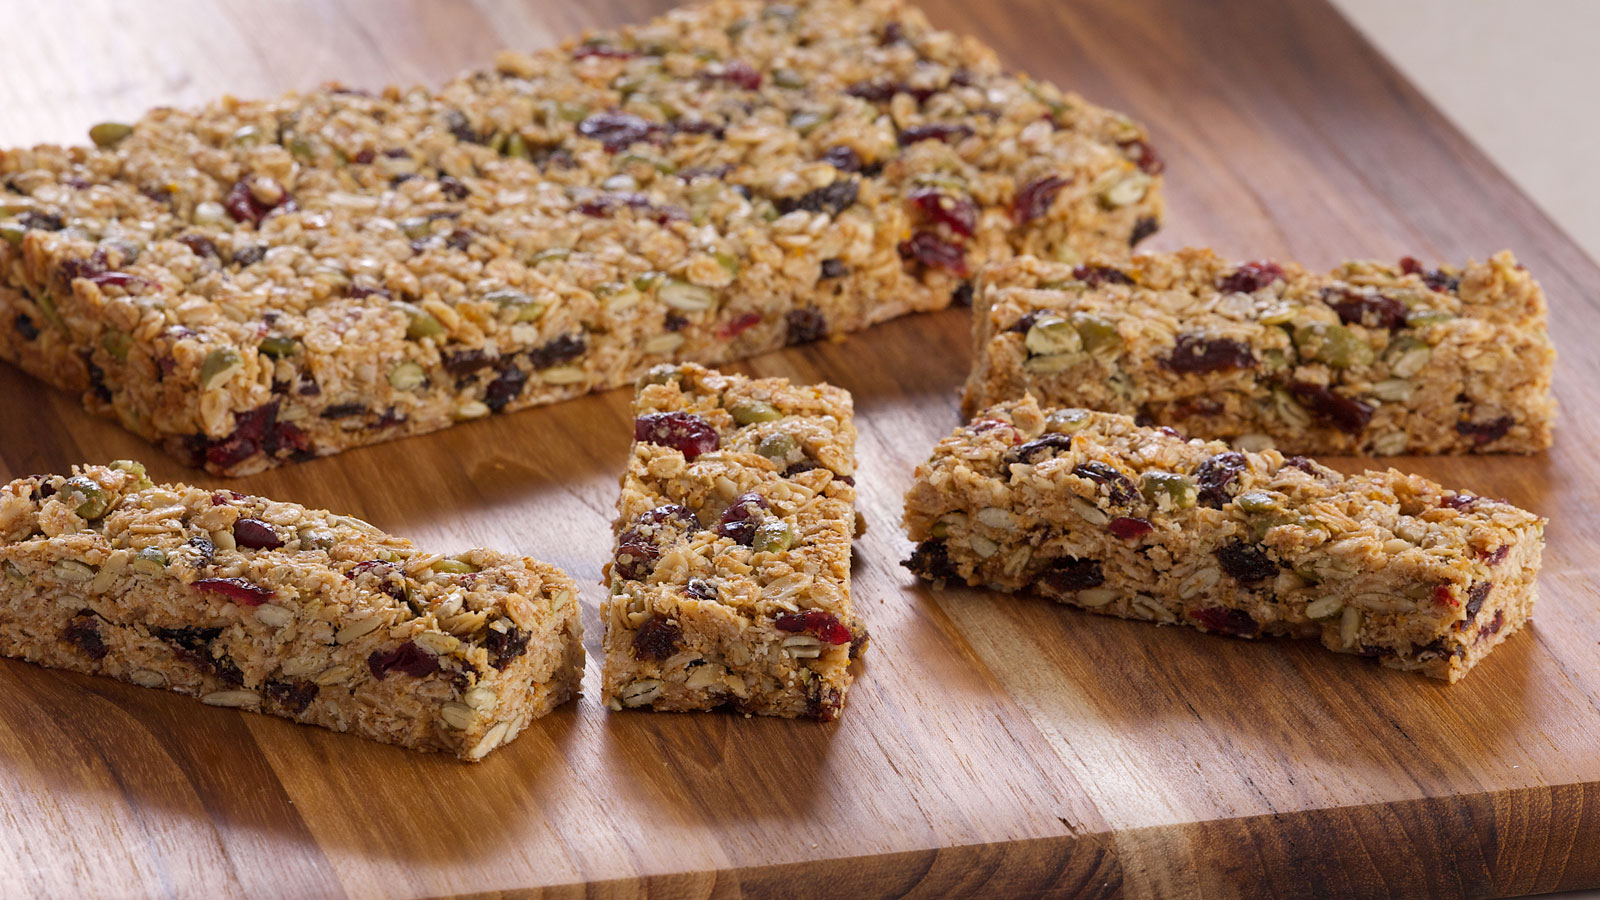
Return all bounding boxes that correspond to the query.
[2,0,1598,897]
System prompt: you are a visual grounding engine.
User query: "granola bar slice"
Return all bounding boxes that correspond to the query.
[903,396,1545,682]
[0,461,583,759]
[962,249,1555,454]
[602,363,864,719]
[0,0,1163,476]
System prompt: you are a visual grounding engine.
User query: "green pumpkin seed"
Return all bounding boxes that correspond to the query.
[529,248,572,265]
[199,348,243,389]
[401,304,446,340]
[1071,312,1121,353]
[131,547,169,576]
[658,278,714,312]
[62,476,109,519]
[1235,491,1281,513]
[1293,322,1372,368]
[102,330,131,361]
[1139,472,1197,509]
[431,558,479,575]
[482,289,544,322]
[756,432,797,460]
[258,335,300,359]
[752,522,794,553]
[1045,408,1092,434]
[730,400,780,425]
[0,221,26,247]
[89,122,134,148]
[1024,315,1083,356]
[389,362,426,391]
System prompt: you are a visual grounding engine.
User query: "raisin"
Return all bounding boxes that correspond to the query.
[233,518,282,550]
[1481,545,1510,566]
[845,80,899,103]
[1464,581,1492,624]
[898,232,969,277]
[178,233,221,261]
[1072,264,1133,287]
[820,145,862,172]
[1119,138,1164,175]
[632,615,683,660]
[367,641,439,679]
[1189,606,1260,637]
[1071,461,1136,505]
[152,625,223,653]
[1164,334,1256,373]
[484,626,530,670]
[193,577,274,606]
[898,123,973,146]
[903,540,959,582]
[577,111,659,152]
[1442,494,1479,510]
[1326,288,1407,331]
[1038,557,1105,594]
[909,187,977,237]
[232,244,267,267]
[785,307,827,345]
[1108,516,1153,540]
[263,679,318,714]
[776,180,859,217]
[880,21,907,44]
[1399,256,1460,293]
[1006,432,1075,465]
[716,492,769,545]
[1129,215,1159,246]
[527,333,586,370]
[484,364,528,412]
[819,258,848,279]
[438,176,470,201]
[950,282,973,307]
[1456,416,1513,445]
[320,403,367,419]
[13,313,39,341]
[442,348,495,376]
[443,109,482,144]
[614,504,699,580]
[64,614,109,660]
[185,535,217,565]
[223,177,289,226]
[1215,541,1278,584]
[635,411,719,459]
[1216,261,1284,294]
[807,681,844,722]
[17,211,64,232]
[775,610,852,644]
[706,59,761,90]
[1011,175,1070,225]
[1289,382,1375,435]
[684,578,717,601]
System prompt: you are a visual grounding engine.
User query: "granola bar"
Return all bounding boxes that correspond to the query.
[602,363,864,719]
[0,0,1163,476]
[962,250,1555,454]
[0,461,583,759]
[903,396,1544,682]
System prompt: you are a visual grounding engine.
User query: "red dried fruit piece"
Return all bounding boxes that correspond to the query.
[1484,609,1506,636]
[632,615,684,660]
[1189,606,1260,637]
[1288,382,1375,435]
[1399,256,1460,293]
[1441,494,1479,510]
[577,111,660,153]
[1431,584,1458,607]
[1217,261,1285,294]
[775,609,852,644]
[716,312,762,339]
[223,177,291,226]
[1456,415,1513,445]
[232,517,282,550]
[204,402,280,471]
[1011,175,1070,225]
[1326,288,1407,331]
[1108,516,1153,540]
[1480,545,1510,566]
[1072,264,1133,287]
[614,504,699,581]
[1464,582,1492,624]
[1119,138,1164,175]
[908,187,977,237]
[1214,541,1277,584]
[193,577,274,606]
[1164,335,1257,374]
[63,615,109,660]
[705,59,761,90]
[898,123,973,146]
[716,492,769,545]
[367,641,439,679]
[635,411,720,459]
[898,232,970,277]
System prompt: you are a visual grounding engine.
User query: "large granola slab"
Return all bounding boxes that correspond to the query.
[903,396,1545,682]
[602,363,864,719]
[962,249,1555,454]
[0,0,1162,475]
[0,462,583,759]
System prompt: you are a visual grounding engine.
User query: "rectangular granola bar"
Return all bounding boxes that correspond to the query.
[602,363,864,719]
[903,396,1545,682]
[0,0,1162,476]
[962,249,1555,454]
[0,461,583,759]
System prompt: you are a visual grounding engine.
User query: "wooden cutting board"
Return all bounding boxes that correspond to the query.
[2,0,1598,897]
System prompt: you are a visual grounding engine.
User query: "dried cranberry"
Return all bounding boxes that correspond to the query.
[635,411,719,459]
[1289,382,1374,435]
[233,518,282,550]
[1072,264,1133,287]
[484,364,528,412]
[899,232,969,277]
[786,307,827,345]
[716,312,762,339]
[223,177,289,226]
[1072,461,1136,505]
[205,402,279,471]
[192,577,274,606]
[807,681,844,722]
[443,348,495,376]
[1327,289,1407,331]
[577,111,659,152]
[13,313,38,341]
[1108,516,1153,540]
[352,148,375,165]
[179,233,221,260]
[909,188,977,237]
[898,123,973,146]
[367,641,439,679]
[1431,584,1458,608]
[1400,257,1460,293]
[1006,432,1076,465]
[1464,582,1492,624]
[1129,215,1159,246]
[527,333,586,369]
[820,145,862,172]
[1189,606,1259,637]
[632,615,684,660]
[1484,609,1506,636]
[775,609,853,645]
[1120,138,1164,175]
[263,679,318,714]
[716,492,769,545]
[484,626,529,669]
[572,43,638,60]
[1442,494,1479,510]
[1038,557,1105,594]
[1215,541,1277,584]
[1164,334,1256,374]
[63,615,109,660]
[1217,262,1285,295]
[706,59,761,90]
[1481,545,1510,566]
[1456,416,1513,445]
[903,540,959,582]
[1011,175,1070,225]
[820,258,848,280]
[614,504,699,580]
[777,180,859,217]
